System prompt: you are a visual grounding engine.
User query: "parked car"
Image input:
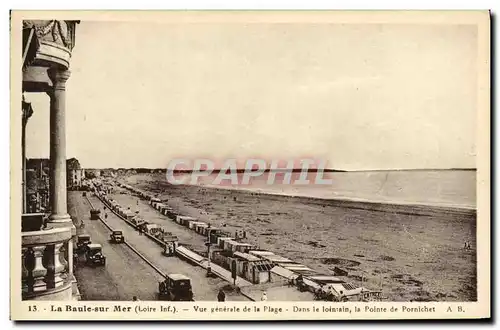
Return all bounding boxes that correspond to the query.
[76,234,91,254]
[85,244,106,266]
[110,230,125,243]
[90,209,101,220]
[158,274,194,301]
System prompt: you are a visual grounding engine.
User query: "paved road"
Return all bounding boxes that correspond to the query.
[88,194,249,301]
[68,191,163,301]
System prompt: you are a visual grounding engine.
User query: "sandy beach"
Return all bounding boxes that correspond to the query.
[120,173,476,302]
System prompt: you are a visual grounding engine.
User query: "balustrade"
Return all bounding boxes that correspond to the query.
[21,226,72,300]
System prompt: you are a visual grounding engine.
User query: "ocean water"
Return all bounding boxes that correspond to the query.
[177,170,476,208]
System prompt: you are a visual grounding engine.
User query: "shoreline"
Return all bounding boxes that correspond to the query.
[181,183,476,218]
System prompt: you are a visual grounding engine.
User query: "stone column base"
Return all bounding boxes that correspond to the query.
[49,213,71,222]
[46,220,76,236]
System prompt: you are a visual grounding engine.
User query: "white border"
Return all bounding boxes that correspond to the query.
[2,1,497,329]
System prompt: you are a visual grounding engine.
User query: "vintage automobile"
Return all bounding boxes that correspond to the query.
[158,274,194,301]
[90,209,101,220]
[110,230,125,243]
[85,244,106,266]
[76,234,92,254]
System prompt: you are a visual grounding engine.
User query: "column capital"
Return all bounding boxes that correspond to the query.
[47,69,71,91]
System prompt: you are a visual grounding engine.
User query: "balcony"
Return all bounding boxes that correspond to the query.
[22,223,74,301]
[23,20,79,93]
[23,20,79,70]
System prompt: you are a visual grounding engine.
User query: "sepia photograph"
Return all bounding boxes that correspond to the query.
[10,10,490,320]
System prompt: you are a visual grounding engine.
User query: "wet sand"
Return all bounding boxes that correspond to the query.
[121,173,477,302]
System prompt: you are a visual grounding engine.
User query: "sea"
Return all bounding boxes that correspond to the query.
[176,169,476,209]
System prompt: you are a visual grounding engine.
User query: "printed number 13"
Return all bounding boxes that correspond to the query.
[28,305,37,312]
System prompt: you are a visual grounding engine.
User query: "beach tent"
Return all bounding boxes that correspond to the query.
[271,266,297,280]
[249,250,275,257]
[261,254,293,264]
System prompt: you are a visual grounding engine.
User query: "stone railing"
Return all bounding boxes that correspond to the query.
[22,226,73,301]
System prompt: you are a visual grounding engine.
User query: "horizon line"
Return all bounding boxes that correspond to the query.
[82,167,477,172]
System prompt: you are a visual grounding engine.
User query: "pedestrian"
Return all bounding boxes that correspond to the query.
[261,291,267,301]
[464,241,468,250]
[105,213,108,220]
[217,289,226,302]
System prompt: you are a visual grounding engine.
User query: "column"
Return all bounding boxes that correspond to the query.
[47,68,71,223]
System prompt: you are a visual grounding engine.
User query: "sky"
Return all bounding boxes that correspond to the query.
[24,21,478,170]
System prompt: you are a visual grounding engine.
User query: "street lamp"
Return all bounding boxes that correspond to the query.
[205,240,212,277]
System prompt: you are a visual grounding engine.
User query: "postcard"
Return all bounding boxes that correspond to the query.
[10,10,490,321]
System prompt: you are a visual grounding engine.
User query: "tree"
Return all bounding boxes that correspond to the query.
[85,170,97,179]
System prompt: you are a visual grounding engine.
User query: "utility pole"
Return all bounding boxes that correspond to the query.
[232,259,237,287]
[206,240,212,277]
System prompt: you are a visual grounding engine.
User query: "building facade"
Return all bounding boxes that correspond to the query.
[67,158,85,189]
[25,158,50,213]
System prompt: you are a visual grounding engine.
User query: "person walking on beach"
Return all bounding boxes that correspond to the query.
[217,289,226,302]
